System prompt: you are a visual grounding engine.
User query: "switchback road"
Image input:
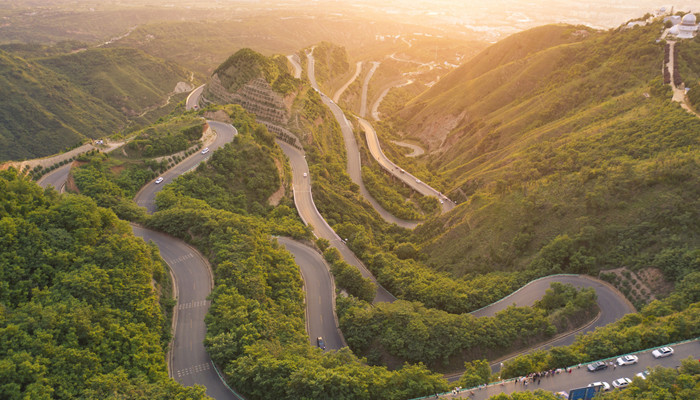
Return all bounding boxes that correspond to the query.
[306,50,419,229]
[131,226,238,400]
[277,139,396,303]
[133,121,237,213]
[276,237,345,350]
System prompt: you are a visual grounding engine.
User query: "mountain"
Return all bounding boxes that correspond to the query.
[0,47,192,162]
[0,49,125,161]
[203,48,302,143]
[37,47,192,117]
[389,21,700,302]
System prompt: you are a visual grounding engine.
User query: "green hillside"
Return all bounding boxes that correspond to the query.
[38,47,192,117]
[0,170,208,399]
[213,48,297,95]
[0,49,125,161]
[0,47,193,162]
[381,21,700,305]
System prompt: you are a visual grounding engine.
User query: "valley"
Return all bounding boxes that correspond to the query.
[1,2,699,400]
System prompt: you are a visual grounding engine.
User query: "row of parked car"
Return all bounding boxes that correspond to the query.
[586,346,674,392]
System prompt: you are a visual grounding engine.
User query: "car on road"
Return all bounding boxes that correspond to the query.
[587,361,608,372]
[201,147,210,154]
[155,177,164,184]
[612,378,632,389]
[316,336,326,350]
[416,179,421,183]
[635,370,650,380]
[587,382,611,392]
[617,355,639,366]
[439,200,444,204]
[193,105,199,110]
[303,173,307,177]
[652,346,674,358]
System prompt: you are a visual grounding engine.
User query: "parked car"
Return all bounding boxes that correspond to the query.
[155,177,164,184]
[587,361,608,372]
[316,336,326,350]
[587,382,611,392]
[635,370,650,380]
[652,346,674,358]
[612,378,632,389]
[201,147,210,154]
[303,172,307,177]
[617,355,639,366]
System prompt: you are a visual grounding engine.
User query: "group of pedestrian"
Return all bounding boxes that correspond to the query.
[514,367,574,387]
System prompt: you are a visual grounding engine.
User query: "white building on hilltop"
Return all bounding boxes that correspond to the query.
[667,13,698,39]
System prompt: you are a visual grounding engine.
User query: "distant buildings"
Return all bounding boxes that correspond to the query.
[666,13,698,39]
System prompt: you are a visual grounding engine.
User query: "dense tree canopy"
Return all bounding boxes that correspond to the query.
[0,169,208,399]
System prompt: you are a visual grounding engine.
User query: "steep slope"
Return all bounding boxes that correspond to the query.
[37,47,192,117]
[391,21,700,300]
[0,49,125,161]
[203,48,301,143]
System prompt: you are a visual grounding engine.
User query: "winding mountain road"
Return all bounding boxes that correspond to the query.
[133,121,237,213]
[306,50,419,229]
[131,226,239,400]
[276,237,345,350]
[358,118,455,214]
[333,61,363,103]
[360,62,380,118]
[277,139,396,303]
[286,54,302,79]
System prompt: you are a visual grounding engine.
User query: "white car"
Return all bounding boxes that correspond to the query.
[612,378,632,389]
[617,355,639,366]
[587,382,610,392]
[201,147,210,154]
[155,177,164,184]
[652,346,674,358]
[303,173,307,177]
[416,179,421,183]
[635,370,649,380]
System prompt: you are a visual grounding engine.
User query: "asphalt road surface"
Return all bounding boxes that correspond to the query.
[133,121,237,213]
[360,61,379,118]
[306,51,419,229]
[37,163,72,192]
[333,61,363,103]
[186,84,205,110]
[358,117,455,214]
[276,237,345,351]
[131,226,239,400]
[277,139,395,304]
[286,54,302,79]
[432,339,700,399]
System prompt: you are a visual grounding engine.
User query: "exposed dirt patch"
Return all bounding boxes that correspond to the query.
[637,267,674,298]
[204,110,231,123]
[109,165,126,176]
[267,158,286,206]
[65,172,80,193]
[407,110,466,153]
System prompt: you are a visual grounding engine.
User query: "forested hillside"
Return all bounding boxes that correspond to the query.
[0,49,124,161]
[373,21,700,307]
[38,47,191,117]
[0,46,193,162]
[0,170,208,399]
[146,105,449,399]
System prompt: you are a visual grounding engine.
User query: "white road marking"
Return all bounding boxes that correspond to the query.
[175,362,211,378]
